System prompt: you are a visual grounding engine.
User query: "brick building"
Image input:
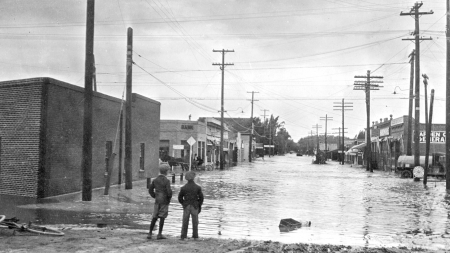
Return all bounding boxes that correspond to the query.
[0,78,160,198]
[159,119,207,162]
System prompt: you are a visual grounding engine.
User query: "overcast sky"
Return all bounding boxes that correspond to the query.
[0,0,445,141]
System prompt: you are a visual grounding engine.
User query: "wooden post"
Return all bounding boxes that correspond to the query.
[118,110,123,185]
[424,89,435,185]
[81,0,95,201]
[125,27,133,189]
[104,141,115,195]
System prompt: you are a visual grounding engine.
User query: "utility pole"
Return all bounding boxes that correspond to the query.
[407,50,415,156]
[81,0,95,201]
[332,127,348,163]
[333,99,353,165]
[93,54,97,92]
[446,0,450,190]
[247,91,259,162]
[401,2,433,167]
[261,109,269,156]
[213,49,234,170]
[312,124,322,160]
[125,27,133,189]
[354,70,383,172]
[423,74,429,139]
[319,115,333,160]
[424,89,435,186]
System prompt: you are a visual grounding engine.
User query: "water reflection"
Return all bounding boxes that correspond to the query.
[2,155,450,250]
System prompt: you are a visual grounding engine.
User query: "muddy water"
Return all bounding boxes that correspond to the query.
[2,154,450,250]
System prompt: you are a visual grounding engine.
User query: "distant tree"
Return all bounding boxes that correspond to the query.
[355,130,365,140]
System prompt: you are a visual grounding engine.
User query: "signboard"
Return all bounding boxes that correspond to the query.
[187,136,196,146]
[173,145,184,150]
[264,145,275,147]
[181,124,194,130]
[379,127,389,137]
[391,117,404,126]
[419,131,446,143]
[187,137,196,171]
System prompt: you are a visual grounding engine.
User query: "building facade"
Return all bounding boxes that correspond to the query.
[0,78,160,198]
[159,120,207,163]
[360,115,446,170]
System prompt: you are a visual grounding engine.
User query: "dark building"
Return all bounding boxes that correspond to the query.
[0,78,160,198]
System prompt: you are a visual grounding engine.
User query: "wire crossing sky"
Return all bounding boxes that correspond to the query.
[0,0,445,140]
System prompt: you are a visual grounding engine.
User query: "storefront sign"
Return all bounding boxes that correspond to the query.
[419,131,446,143]
[391,117,404,126]
[173,145,184,150]
[379,127,389,137]
[181,124,194,130]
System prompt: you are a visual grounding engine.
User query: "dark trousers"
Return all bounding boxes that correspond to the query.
[181,205,199,239]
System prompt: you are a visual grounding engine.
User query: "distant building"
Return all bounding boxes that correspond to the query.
[0,78,160,198]
[347,115,446,170]
[159,119,207,162]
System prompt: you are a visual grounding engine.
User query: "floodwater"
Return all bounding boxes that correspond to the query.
[2,154,450,250]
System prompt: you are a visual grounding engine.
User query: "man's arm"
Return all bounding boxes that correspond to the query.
[166,179,173,201]
[178,188,184,205]
[149,180,155,198]
[198,187,204,206]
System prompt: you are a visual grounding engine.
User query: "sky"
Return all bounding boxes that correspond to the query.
[0,0,446,141]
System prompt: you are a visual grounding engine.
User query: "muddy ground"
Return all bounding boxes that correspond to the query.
[0,225,437,253]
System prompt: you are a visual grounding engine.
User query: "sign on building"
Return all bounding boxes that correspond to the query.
[181,124,194,130]
[391,117,404,126]
[173,145,184,150]
[379,127,389,137]
[419,131,446,143]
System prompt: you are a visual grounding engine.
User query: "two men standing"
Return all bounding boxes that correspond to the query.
[148,165,204,240]
[178,171,204,240]
[148,164,172,240]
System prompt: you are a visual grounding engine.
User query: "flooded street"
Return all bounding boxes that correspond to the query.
[2,154,450,250]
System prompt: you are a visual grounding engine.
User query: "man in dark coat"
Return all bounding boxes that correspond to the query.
[148,164,172,240]
[178,171,204,240]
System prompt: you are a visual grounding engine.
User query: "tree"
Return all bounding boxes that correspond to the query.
[355,130,365,140]
[275,126,291,155]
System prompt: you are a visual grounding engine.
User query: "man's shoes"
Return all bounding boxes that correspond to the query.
[147,233,152,239]
[156,234,167,240]
[180,237,186,240]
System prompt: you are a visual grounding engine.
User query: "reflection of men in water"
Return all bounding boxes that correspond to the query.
[148,164,172,240]
[178,171,204,240]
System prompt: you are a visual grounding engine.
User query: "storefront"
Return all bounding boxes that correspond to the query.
[159,120,206,163]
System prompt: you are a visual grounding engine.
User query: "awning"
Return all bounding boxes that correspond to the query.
[350,142,366,152]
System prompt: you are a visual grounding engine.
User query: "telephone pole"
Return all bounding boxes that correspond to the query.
[312,124,322,158]
[81,0,95,201]
[247,91,259,162]
[446,0,450,189]
[124,27,133,189]
[261,109,269,156]
[332,127,348,163]
[424,89,435,186]
[401,2,433,167]
[333,99,353,165]
[319,115,333,159]
[354,70,383,172]
[213,49,234,170]
[406,50,415,156]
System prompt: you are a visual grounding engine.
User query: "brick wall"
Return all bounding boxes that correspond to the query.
[0,78,160,198]
[0,82,43,197]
